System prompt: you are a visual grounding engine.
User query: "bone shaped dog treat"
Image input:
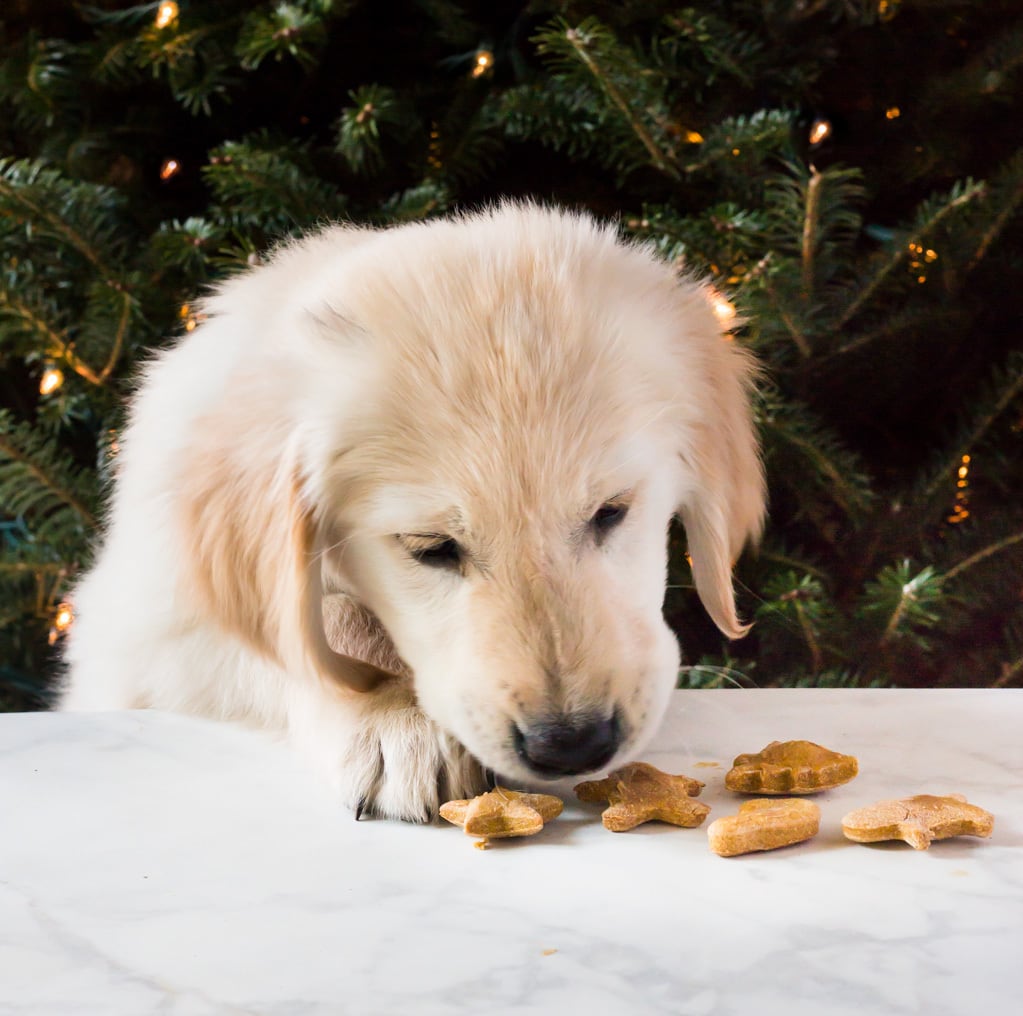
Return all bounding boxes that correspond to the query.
[574,761,709,832]
[440,788,563,848]
[707,798,821,856]
[841,794,994,850]
[725,740,859,795]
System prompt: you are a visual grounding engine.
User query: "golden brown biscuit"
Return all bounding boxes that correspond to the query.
[841,794,994,850]
[725,740,858,795]
[707,798,821,856]
[440,788,563,848]
[574,761,709,832]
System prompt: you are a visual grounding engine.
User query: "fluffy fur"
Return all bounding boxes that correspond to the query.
[60,204,765,821]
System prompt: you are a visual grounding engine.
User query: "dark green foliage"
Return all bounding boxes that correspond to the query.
[2,0,1022,704]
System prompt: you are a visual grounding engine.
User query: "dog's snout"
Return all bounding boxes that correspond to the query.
[514,712,621,778]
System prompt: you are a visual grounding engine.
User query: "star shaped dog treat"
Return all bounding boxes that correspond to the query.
[841,794,994,850]
[725,739,859,795]
[574,761,709,832]
[707,798,821,857]
[440,788,563,848]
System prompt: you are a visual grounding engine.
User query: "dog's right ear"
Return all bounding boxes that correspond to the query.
[674,316,766,641]
[178,389,392,694]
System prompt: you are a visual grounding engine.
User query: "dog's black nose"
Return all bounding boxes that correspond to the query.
[514,712,621,778]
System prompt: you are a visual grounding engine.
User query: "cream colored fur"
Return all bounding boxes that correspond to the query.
[60,204,764,821]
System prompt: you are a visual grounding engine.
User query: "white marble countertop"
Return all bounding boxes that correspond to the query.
[1,689,1020,1015]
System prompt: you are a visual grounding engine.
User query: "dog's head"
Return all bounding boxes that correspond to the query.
[182,205,764,781]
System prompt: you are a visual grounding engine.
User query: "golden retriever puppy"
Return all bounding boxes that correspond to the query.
[60,204,764,821]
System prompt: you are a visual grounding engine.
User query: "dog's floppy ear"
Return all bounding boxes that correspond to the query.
[676,330,765,641]
[179,394,391,694]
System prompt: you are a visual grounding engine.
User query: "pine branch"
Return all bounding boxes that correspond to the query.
[0,159,122,278]
[758,387,875,527]
[561,24,678,179]
[801,166,823,300]
[836,178,986,329]
[862,561,943,651]
[0,411,97,535]
[204,133,348,231]
[918,349,1023,511]
[236,3,330,72]
[961,150,1023,281]
[533,18,680,179]
[335,84,408,176]
[992,654,1023,688]
[681,110,795,176]
[942,530,1023,585]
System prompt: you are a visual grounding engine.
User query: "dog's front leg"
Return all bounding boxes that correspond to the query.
[286,594,488,821]
[288,677,488,821]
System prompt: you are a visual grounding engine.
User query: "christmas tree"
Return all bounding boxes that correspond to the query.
[2,0,1022,710]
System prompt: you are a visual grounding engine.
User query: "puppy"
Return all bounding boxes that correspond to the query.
[60,204,765,821]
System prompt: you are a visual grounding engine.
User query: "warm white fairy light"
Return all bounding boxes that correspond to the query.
[48,601,75,645]
[885,106,901,120]
[179,302,205,332]
[947,454,971,524]
[155,1,179,30]
[39,364,64,395]
[809,118,832,146]
[471,50,493,78]
[706,286,737,332]
[908,241,938,283]
[159,158,181,181]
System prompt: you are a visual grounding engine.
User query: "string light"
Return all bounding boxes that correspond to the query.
[179,302,206,332]
[159,158,181,181]
[683,130,704,144]
[427,123,443,171]
[947,454,971,524]
[706,286,737,331]
[885,106,901,120]
[907,241,938,283]
[39,364,64,396]
[154,1,179,30]
[471,50,493,78]
[48,602,75,645]
[808,118,832,146]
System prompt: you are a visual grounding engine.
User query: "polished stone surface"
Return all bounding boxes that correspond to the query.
[1,689,1020,1015]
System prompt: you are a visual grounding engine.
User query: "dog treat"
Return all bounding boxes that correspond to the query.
[574,761,709,832]
[725,739,859,795]
[440,788,563,848]
[841,794,994,850]
[707,798,821,856]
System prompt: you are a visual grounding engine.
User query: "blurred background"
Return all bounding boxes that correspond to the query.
[2,0,1022,709]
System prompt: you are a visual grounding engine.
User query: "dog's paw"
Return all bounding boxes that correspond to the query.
[293,679,489,823]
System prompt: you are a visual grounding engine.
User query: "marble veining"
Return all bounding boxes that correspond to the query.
[1,689,1020,1015]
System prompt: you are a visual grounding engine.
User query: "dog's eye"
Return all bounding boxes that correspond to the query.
[590,501,629,539]
[404,536,462,569]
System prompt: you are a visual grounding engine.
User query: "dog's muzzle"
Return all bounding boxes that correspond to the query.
[513,710,622,778]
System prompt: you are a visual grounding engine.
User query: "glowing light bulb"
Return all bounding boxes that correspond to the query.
[54,603,74,632]
[39,365,64,395]
[159,158,181,181]
[155,1,179,30]
[808,119,832,146]
[885,106,901,120]
[706,286,737,330]
[684,130,704,144]
[471,50,493,78]
[48,601,75,645]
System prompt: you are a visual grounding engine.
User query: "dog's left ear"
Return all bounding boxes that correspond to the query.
[676,322,765,640]
[178,390,392,695]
